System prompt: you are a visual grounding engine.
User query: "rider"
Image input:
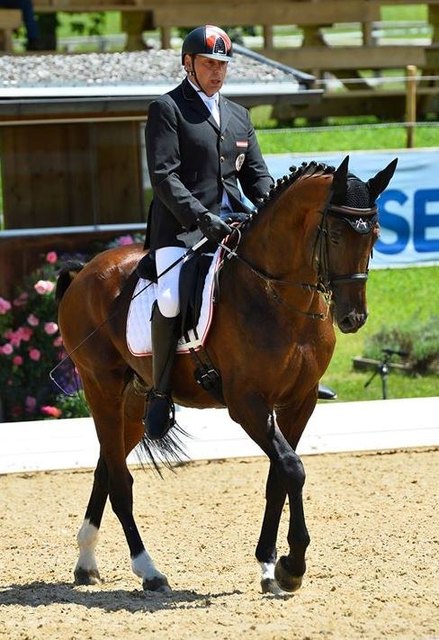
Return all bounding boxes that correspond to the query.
[143,24,274,440]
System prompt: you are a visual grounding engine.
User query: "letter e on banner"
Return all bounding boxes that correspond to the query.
[413,189,439,253]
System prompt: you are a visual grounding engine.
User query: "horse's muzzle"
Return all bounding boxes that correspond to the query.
[337,310,368,334]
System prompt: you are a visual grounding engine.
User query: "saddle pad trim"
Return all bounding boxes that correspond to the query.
[126,249,221,357]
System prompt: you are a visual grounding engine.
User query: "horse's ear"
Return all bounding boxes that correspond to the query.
[332,155,350,204]
[367,158,398,203]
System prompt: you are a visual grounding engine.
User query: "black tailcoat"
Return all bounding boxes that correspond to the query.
[145,78,273,250]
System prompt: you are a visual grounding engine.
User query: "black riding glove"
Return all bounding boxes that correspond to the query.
[197,212,232,243]
[221,211,249,225]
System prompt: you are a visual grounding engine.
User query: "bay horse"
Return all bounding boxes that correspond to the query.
[56,156,397,595]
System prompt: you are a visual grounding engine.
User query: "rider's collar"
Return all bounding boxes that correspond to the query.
[187,77,219,104]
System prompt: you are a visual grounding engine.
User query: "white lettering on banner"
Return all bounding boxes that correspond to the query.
[265,149,439,268]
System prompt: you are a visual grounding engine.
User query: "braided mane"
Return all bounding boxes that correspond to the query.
[255,160,335,213]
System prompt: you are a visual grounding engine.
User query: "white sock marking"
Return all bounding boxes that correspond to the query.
[76,519,99,573]
[131,550,163,580]
[259,561,276,580]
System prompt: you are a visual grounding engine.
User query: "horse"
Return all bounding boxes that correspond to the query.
[55,156,397,595]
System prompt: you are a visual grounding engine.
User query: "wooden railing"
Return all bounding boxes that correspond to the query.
[0,9,22,52]
[0,1,429,72]
[28,1,439,79]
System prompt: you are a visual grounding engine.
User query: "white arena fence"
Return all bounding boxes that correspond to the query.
[0,397,437,475]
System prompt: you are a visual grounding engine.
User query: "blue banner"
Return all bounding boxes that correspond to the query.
[266,149,439,268]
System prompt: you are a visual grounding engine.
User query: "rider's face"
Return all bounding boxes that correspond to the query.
[186,55,228,96]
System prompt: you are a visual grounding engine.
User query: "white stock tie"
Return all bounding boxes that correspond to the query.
[207,96,220,126]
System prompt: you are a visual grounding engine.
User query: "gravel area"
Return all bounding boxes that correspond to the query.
[0,48,299,88]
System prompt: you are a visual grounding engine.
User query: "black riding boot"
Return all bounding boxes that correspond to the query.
[143,304,180,440]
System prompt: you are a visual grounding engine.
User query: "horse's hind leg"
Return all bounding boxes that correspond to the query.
[75,390,143,585]
[76,375,170,592]
[74,456,108,585]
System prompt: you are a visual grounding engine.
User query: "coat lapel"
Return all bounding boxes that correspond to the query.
[182,78,221,132]
[219,96,231,133]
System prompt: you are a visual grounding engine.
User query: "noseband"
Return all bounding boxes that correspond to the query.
[315,202,379,288]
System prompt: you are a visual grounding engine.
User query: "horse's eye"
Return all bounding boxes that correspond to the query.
[329,228,342,244]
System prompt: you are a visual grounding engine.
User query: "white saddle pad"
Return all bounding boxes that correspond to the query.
[127,249,221,356]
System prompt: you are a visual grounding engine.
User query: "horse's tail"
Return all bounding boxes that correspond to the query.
[55,261,84,305]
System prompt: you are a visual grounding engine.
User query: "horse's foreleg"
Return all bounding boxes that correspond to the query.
[74,456,108,585]
[269,412,310,594]
[255,463,287,594]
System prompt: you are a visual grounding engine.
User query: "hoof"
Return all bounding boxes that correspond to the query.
[261,577,286,595]
[143,575,172,594]
[74,567,102,586]
[274,556,303,593]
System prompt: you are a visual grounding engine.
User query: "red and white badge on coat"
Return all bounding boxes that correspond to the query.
[235,154,245,171]
[235,141,248,171]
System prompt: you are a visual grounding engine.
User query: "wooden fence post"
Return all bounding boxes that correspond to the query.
[406,65,417,149]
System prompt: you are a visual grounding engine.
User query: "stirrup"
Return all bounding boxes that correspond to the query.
[143,390,176,441]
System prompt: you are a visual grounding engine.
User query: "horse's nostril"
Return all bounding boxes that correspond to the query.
[338,313,367,334]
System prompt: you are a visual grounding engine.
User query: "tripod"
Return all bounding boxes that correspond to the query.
[364,348,408,400]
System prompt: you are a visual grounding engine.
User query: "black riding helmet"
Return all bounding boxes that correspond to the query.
[181,25,233,64]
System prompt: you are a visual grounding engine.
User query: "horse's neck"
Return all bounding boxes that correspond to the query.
[241,176,331,280]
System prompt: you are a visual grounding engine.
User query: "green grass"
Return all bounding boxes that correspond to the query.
[380,5,427,22]
[256,124,439,154]
[55,11,121,39]
[321,267,438,402]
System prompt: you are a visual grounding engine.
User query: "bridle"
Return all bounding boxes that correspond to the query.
[315,202,379,289]
[220,195,379,321]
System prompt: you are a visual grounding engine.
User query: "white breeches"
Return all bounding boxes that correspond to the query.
[155,246,187,318]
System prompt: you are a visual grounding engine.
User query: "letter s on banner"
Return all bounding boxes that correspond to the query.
[375,190,410,255]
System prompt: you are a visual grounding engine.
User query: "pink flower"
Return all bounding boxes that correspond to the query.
[44,321,58,335]
[13,292,28,307]
[13,355,23,366]
[41,405,62,418]
[46,251,58,264]
[53,336,63,347]
[0,297,12,314]
[21,326,33,341]
[29,348,41,361]
[25,396,37,411]
[0,343,13,355]
[34,280,55,295]
[27,314,40,327]
[6,326,33,347]
[117,235,135,246]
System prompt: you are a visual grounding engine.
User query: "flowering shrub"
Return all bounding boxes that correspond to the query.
[0,252,65,421]
[0,234,142,422]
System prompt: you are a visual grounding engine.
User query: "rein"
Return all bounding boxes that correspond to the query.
[221,226,331,322]
[221,199,378,322]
